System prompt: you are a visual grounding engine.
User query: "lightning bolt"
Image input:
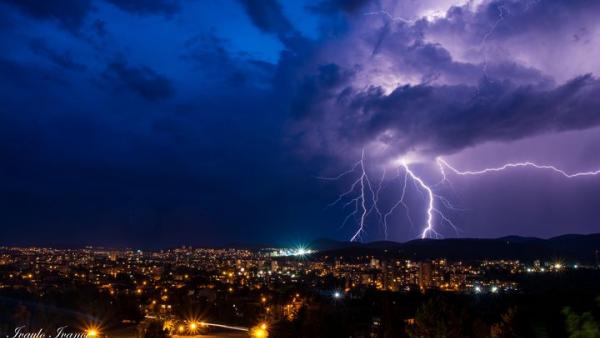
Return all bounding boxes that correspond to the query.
[325,149,600,241]
[398,161,460,239]
[432,157,600,236]
[380,154,600,240]
[382,168,414,239]
[318,149,381,242]
[401,161,438,239]
[437,158,600,178]
[480,3,507,79]
[322,153,461,241]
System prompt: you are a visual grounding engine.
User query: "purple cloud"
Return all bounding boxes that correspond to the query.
[290,0,600,163]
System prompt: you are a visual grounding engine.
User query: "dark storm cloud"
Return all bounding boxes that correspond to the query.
[181,33,238,79]
[3,0,600,246]
[104,0,180,16]
[0,0,93,30]
[288,0,600,161]
[0,57,71,88]
[181,32,276,87]
[238,0,294,35]
[291,63,356,117]
[29,38,86,72]
[0,3,330,246]
[103,60,174,101]
[306,0,370,15]
[368,34,551,86]
[0,0,181,33]
[347,74,600,155]
[294,64,600,157]
[420,0,600,52]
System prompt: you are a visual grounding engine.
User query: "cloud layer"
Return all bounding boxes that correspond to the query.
[290,0,600,162]
[1,0,600,244]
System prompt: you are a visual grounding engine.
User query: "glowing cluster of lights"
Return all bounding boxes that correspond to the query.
[272,247,314,257]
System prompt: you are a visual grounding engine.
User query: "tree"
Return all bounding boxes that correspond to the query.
[143,321,169,338]
[490,307,520,338]
[563,307,600,338]
[407,297,471,338]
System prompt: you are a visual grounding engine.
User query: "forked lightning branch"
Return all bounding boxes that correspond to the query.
[321,151,600,241]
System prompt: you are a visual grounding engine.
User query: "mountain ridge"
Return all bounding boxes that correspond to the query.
[307,233,600,263]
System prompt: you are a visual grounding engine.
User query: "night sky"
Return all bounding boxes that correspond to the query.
[1,0,600,248]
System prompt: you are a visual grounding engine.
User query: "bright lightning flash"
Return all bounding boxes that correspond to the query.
[398,160,459,239]
[321,151,457,241]
[318,149,382,242]
[437,158,600,178]
[323,148,600,241]
[401,161,437,239]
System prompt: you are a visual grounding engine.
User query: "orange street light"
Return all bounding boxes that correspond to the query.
[189,322,198,332]
[251,323,268,338]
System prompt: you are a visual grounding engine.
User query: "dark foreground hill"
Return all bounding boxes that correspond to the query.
[309,234,600,263]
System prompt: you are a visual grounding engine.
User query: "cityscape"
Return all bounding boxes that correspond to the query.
[2,0,600,336]
[1,235,600,337]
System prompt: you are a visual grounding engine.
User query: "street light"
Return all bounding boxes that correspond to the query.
[86,328,98,338]
[251,323,268,338]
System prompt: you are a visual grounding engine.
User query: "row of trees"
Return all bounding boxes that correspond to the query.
[265,292,600,338]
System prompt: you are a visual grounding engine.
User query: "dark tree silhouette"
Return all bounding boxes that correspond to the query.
[490,307,520,338]
[407,297,471,338]
[143,321,169,338]
[563,297,600,338]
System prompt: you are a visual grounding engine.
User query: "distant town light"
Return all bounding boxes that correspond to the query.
[272,246,314,257]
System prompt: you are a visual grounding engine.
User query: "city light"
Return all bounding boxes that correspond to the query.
[86,328,98,338]
[272,246,314,257]
[0,245,593,337]
[251,323,268,338]
[188,322,198,332]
